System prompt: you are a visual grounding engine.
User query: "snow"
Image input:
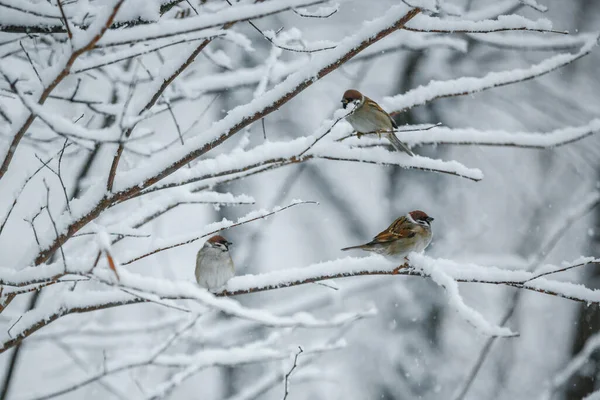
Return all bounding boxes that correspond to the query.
[347,119,600,148]
[410,253,517,337]
[1,1,599,398]
[107,4,432,192]
[74,30,226,72]
[405,14,554,33]
[468,32,592,51]
[72,0,124,51]
[383,34,600,113]
[97,0,328,47]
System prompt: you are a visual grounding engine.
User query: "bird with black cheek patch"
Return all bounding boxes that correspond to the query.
[341,210,433,259]
[341,89,414,156]
[195,235,235,290]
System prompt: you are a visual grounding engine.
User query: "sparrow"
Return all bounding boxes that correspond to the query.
[341,210,433,259]
[195,235,235,290]
[341,89,414,156]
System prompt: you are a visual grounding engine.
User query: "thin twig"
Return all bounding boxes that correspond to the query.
[19,41,42,85]
[121,201,318,265]
[43,180,67,271]
[336,123,441,142]
[0,0,126,181]
[402,26,567,34]
[57,139,71,212]
[165,100,184,145]
[56,0,73,41]
[283,346,304,400]
[0,143,74,237]
[298,109,355,157]
[293,7,337,18]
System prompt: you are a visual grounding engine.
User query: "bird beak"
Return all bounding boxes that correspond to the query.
[427,217,434,222]
[226,241,233,247]
[341,100,348,109]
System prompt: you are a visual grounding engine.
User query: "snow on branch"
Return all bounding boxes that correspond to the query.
[347,119,600,149]
[96,0,327,48]
[0,0,126,182]
[467,32,592,51]
[404,13,559,34]
[383,33,600,114]
[112,6,423,192]
[142,135,483,198]
[216,254,600,305]
[0,265,376,354]
[23,6,422,268]
[72,29,229,72]
[2,252,598,354]
[181,31,468,97]
[412,257,518,337]
[25,338,342,400]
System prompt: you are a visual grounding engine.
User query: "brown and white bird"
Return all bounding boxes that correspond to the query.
[341,89,414,156]
[195,235,235,290]
[341,210,433,259]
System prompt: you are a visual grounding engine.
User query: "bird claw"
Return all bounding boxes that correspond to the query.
[392,258,411,274]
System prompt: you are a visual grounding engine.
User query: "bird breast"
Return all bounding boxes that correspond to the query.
[195,247,234,290]
[386,227,432,259]
[346,104,393,134]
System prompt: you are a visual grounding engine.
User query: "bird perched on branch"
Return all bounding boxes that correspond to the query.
[341,210,433,259]
[195,235,235,290]
[341,89,414,156]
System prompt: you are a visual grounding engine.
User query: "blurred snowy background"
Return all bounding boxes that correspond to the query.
[0,0,599,399]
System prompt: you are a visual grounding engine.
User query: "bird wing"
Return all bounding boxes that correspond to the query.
[371,216,416,243]
[364,97,397,130]
[389,113,398,129]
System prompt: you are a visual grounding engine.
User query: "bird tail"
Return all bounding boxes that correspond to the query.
[387,132,414,156]
[341,244,368,251]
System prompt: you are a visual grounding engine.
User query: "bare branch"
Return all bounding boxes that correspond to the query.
[283,346,304,400]
[56,0,72,41]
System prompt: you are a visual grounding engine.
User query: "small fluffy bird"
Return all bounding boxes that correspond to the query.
[341,210,433,259]
[195,235,235,290]
[341,89,414,156]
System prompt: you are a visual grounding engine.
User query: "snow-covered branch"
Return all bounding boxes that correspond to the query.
[384,33,599,114]
[346,119,600,149]
[0,0,126,181]
[3,254,598,355]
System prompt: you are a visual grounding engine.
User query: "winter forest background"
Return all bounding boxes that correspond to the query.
[0,0,599,399]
